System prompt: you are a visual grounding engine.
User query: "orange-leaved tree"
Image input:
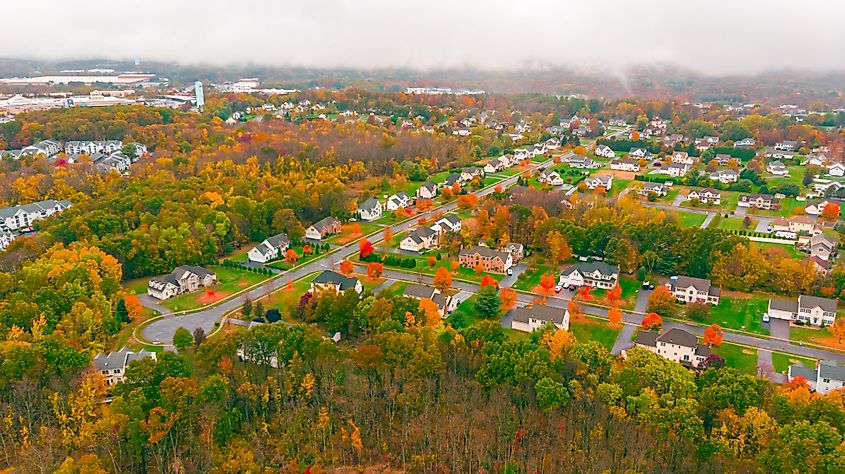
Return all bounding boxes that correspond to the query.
[285,248,299,264]
[827,318,845,343]
[703,324,724,346]
[339,260,354,276]
[433,267,452,292]
[641,312,663,331]
[359,239,374,258]
[419,298,442,327]
[567,299,583,321]
[427,256,437,268]
[366,262,383,279]
[537,273,556,296]
[480,274,498,288]
[457,193,478,210]
[124,295,144,321]
[500,287,517,310]
[821,202,841,220]
[606,284,622,304]
[608,306,623,328]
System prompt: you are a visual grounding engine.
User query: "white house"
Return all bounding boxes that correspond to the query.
[639,182,668,197]
[734,138,756,148]
[827,163,845,177]
[687,188,721,205]
[788,361,845,395]
[634,328,711,368]
[660,163,689,177]
[247,233,290,263]
[433,215,462,234]
[584,175,612,191]
[767,295,837,327]
[666,276,720,305]
[400,226,438,253]
[511,305,570,333]
[809,233,836,261]
[21,139,62,158]
[416,181,438,200]
[386,192,410,211]
[93,347,157,385]
[559,262,619,290]
[672,151,694,165]
[484,158,506,174]
[738,194,777,210]
[310,270,363,295]
[710,169,739,184]
[147,266,218,301]
[0,199,72,231]
[538,169,564,186]
[629,147,649,159]
[305,216,341,241]
[358,198,383,221]
[767,161,788,176]
[404,283,457,317]
[610,158,640,172]
[595,145,616,158]
[0,230,15,250]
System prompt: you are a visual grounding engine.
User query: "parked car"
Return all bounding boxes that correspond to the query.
[762,312,770,323]
[506,267,513,276]
[642,281,655,290]
[554,284,563,293]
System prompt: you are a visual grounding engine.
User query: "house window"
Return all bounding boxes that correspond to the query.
[824,378,830,383]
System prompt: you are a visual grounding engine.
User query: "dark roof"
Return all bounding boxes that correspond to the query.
[311,216,340,231]
[359,197,380,211]
[635,330,658,347]
[818,360,845,381]
[769,298,798,313]
[789,363,818,382]
[511,305,565,325]
[799,295,837,313]
[404,283,436,299]
[312,270,359,291]
[656,328,698,348]
[265,232,289,248]
[561,261,619,278]
[671,275,718,295]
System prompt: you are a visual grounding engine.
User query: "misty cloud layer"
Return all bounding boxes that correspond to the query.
[2,0,844,75]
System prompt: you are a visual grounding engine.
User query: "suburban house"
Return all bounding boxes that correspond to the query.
[738,194,777,210]
[805,154,828,167]
[634,328,710,368]
[403,283,456,317]
[544,137,561,149]
[310,270,363,295]
[804,200,831,216]
[501,242,525,262]
[400,226,438,252]
[443,173,462,188]
[788,361,845,395]
[787,215,818,235]
[386,192,410,211]
[809,233,836,261]
[358,198,383,221]
[672,151,694,165]
[767,160,788,176]
[767,294,837,327]
[93,347,157,386]
[639,182,668,197]
[484,158,505,174]
[806,255,832,276]
[584,175,613,191]
[0,230,14,250]
[460,167,485,183]
[687,188,721,205]
[305,216,341,240]
[660,163,689,177]
[458,246,513,274]
[827,163,845,177]
[147,266,218,301]
[0,199,72,231]
[65,140,123,156]
[247,232,290,263]
[663,134,685,147]
[416,181,438,199]
[775,140,799,151]
[538,169,564,186]
[511,305,570,333]
[666,276,721,305]
[595,145,616,158]
[95,153,132,173]
[710,169,739,184]
[629,147,649,159]
[610,158,640,172]
[735,138,756,148]
[765,148,795,160]
[433,215,462,234]
[713,154,733,166]
[568,156,601,169]
[558,262,619,290]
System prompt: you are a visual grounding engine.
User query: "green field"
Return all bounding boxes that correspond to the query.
[771,352,817,374]
[570,317,622,350]
[713,342,758,375]
[371,252,504,284]
[766,166,805,188]
[708,293,769,335]
[748,197,800,217]
[488,167,523,177]
[445,295,483,329]
[590,276,640,309]
[608,178,632,197]
[671,210,708,228]
[512,264,554,291]
[261,277,314,320]
[123,276,152,295]
[718,216,757,231]
[266,244,326,270]
[161,266,270,312]
[326,222,381,245]
[751,241,804,259]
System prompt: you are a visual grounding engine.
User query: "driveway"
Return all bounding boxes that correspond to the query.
[700,212,716,228]
[672,193,685,207]
[499,263,528,287]
[755,217,773,233]
[611,324,637,355]
[634,287,652,313]
[734,206,748,217]
[138,294,171,315]
[769,318,790,341]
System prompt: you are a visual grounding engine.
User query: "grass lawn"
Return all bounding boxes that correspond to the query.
[790,325,845,351]
[327,222,381,245]
[707,292,769,335]
[488,167,523,177]
[771,352,817,374]
[378,230,406,249]
[445,295,486,329]
[358,274,388,291]
[569,316,622,350]
[671,210,708,228]
[261,276,314,320]
[751,241,804,259]
[161,265,270,312]
[513,264,553,291]
[714,343,758,375]
[220,242,260,262]
[767,166,805,189]
[430,171,451,184]
[718,216,757,231]
[123,276,152,295]
[608,178,632,197]
[114,306,158,351]
[374,252,503,284]
[589,276,640,309]
[266,245,327,270]
[384,281,407,296]
[748,198,801,217]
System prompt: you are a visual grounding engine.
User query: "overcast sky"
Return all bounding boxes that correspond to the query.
[2,0,843,75]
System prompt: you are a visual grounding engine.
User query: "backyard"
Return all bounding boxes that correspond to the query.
[670,210,708,228]
[707,292,769,335]
[569,316,622,350]
[713,342,758,375]
[161,265,270,312]
[260,275,315,320]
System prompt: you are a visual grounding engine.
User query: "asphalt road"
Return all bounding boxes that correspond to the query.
[140,154,560,344]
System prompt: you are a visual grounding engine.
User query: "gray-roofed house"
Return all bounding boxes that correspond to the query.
[501,242,525,262]
[460,167,485,183]
[93,347,157,385]
[305,216,341,240]
[433,215,462,234]
[584,175,613,190]
[559,262,619,290]
[767,294,837,327]
[147,266,218,300]
[0,199,72,231]
[639,182,668,197]
[634,327,711,368]
[400,225,438,253]
[386,192,410,211]
[738,193,778,210]
[358,197,383,221]
[310,270,363,295]
[403,283,456,317]
[809,233,836,262]
[511,305,570,333]
[416,180,438,199]
[788,360,845,394]
[666,276,721,305]
[710,169,739,184]
[247,232,290,263]
[443,173,462,188]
